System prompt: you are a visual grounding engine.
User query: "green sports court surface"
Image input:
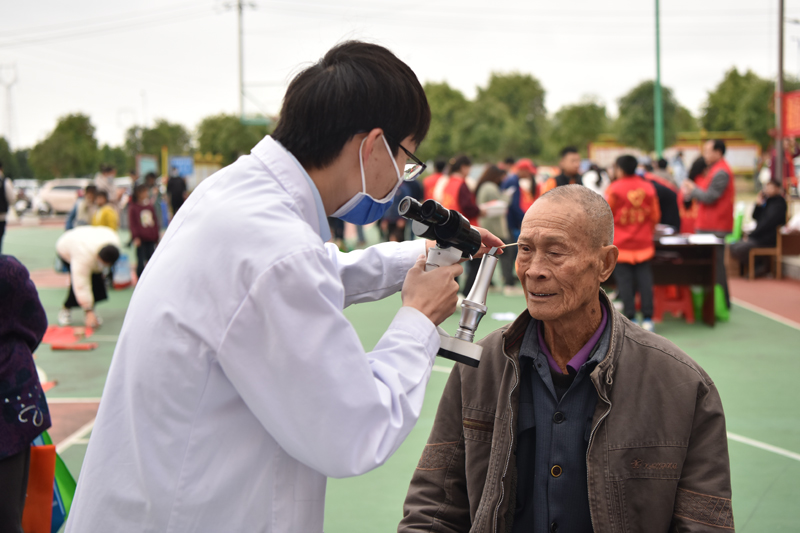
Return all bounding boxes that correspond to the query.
[5,224,800,531]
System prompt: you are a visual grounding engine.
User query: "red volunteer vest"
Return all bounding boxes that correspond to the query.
[436,175,478,225]
[423,173,443,201]
[695,159,734,233]
[607,175,659,254]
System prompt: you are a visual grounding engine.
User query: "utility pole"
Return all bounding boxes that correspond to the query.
[0,64,17,148]
[776,0,785,189]
[654,0,664,159]
[237,0,244,120]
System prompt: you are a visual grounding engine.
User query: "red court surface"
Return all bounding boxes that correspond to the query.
[30,269,70,288]
[729,277,800,325]
[47,401,100,445]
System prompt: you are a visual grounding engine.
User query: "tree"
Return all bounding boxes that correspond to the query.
[99,144,132,174]
[417,82,469,162]
[125,119,192,169]
[701,68,762,132]
[548,99,609,155]
[615,81,693,152]
[451,98,521,161]
[0,137,21,178]
[738,77,800,150]
[477,72,547,156]
[14,149,33,178]
[29,114,99,179]
[196,114,271,166]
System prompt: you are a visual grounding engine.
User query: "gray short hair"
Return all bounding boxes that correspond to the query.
[539,184,614,248]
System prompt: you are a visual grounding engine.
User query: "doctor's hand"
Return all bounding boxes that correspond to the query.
[402,255,463,326]
[472,227,505,259]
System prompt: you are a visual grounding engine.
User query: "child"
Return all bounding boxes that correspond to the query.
[606,155,661,331]
[91,190,119,231]
[128,183,160,279]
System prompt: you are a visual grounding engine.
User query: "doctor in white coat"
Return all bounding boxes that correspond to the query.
[66,41,503,532]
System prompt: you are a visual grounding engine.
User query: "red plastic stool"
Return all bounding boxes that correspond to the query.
[653,285,694,324]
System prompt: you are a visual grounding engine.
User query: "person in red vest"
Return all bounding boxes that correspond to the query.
[422,158,447,201]
[681,139,734,308]
[678,156,707,234]
[432,155,481,224]
[606,155,661,331]
[433,155,482,295]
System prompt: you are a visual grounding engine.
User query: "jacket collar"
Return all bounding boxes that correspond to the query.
[502,289,621,394]
[250,136,331,242]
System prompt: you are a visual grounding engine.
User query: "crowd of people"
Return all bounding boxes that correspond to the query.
[329,137,790,331]
[56,164,190,328]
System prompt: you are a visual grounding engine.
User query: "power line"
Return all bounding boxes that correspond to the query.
[0,5,215,49]
[0,2,202,38]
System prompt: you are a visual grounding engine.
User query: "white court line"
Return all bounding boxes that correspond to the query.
[731,297,800,332]
[47,397,101,403]
[727,432,800,462]
[432,367,800,462]
[56,418,95,454]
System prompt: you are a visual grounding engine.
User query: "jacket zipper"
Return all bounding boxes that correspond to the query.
[586,310,618,533]
[493,338,520,533]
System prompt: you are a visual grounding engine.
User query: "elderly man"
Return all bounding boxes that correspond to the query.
[400,185,733,533]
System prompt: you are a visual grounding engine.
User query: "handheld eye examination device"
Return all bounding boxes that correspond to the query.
[398,197,501,367]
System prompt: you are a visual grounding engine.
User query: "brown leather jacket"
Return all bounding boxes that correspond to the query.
[399,291,734,533]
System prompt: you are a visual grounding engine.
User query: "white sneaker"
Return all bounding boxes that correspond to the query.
[58,308,71,326]
[641,319,655,332]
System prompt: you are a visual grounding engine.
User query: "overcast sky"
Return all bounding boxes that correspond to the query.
[1,0,797,150]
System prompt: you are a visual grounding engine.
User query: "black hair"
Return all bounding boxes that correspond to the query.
[96,190,109,200]
[144,172,157,182]
[589,163,605,188]
[688,156,707,181]
[98,245,120,265]
[711,139,726,155]
[504,156,516,166]
[434,158,447,173]
[134,183,149,197]
[450,155,472,175]
[560,146,579,158]
[85,185,97,195]
[0,161,3,170]
[644,162,654,172]
[271,41,431,170]
[657,158,668,169]
[615,155,638,176]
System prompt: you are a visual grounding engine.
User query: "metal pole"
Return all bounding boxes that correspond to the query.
[776,0,785,189]
[0,64,17,148]
[654,0,664,158]
[238,0,244,120]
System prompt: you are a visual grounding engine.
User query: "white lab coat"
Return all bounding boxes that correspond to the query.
[66,137,439,532]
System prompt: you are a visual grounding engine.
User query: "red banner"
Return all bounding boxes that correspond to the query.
[783,91,800,137]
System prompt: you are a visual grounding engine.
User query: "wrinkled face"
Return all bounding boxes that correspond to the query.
[516,198,611,321]
[702,141,720,165]
[560,152,581,176]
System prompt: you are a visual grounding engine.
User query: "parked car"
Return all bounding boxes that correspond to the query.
[34,178,91,214]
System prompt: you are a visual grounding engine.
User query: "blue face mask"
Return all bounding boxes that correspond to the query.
[332,135,403,225]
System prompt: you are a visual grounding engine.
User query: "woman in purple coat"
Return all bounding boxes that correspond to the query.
[0,255,51,533]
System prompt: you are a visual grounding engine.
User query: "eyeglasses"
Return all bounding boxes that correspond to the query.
[388,136,426,181]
